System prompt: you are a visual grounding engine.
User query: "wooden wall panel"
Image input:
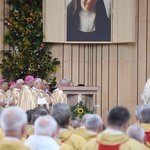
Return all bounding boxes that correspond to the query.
[101,45,109,120]
[43,0,65,42]
[1,0,150,125]
[96,45,102,116]
[112,0,136,42]
[109,44,118,109]
[72,44,79,85]
[138,0,147,104]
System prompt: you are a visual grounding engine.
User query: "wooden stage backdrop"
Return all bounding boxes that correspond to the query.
[0,0,150,124]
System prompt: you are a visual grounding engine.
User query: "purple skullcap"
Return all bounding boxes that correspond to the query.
[24,75,34,83]
[0,79,5,83]
[9,81,16,86]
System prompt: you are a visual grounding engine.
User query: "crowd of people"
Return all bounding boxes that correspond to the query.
[0,76,71,112]
[0,76,150,149]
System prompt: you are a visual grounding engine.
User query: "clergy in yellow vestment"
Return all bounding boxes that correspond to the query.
[0,128,4,141]
[76,114,91,136]
[139,106,150,148]
[59,129,86,150]
[24,115,60,150]
[31,78,42,108]
[11,79,24,106]
[51,78,72,104]
[52,103,86,150]
[39,79,52,112]
[0,79,9,109]
[127,124,145,144]
[18,75,35,111]
[0,140,30,150]
[0,107,31,150]
[84,131,149,150]
[84,106,149,150]
[76,126,86,136]
[57,139,74,150]
[82,114,103,141]
[5,81,16,99]
[51,88,67,104]
[68,125,76,133]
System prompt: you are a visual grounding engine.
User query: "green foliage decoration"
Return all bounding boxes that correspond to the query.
[70,101,94,120]
[0,0,60,82]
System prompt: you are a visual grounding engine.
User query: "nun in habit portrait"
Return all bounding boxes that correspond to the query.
[67,0,111,42]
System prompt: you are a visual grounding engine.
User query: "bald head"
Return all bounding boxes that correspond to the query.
[34,115,57,137]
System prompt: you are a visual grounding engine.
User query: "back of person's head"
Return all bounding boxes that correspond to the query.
[141,107,150,123]
[81,114,91,126]
[86,114,103,133]
[0,106,27,136]
[34,115,57,137]
[26,109,34,124]
[127,124,145,143]
[51,103,71,128]
[32,108,48,125]
[135,104,150,121]
[107,106,130,128]
[70,120,80,129]
[58,78,71,87]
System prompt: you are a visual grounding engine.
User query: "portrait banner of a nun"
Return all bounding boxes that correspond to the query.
[66,0,111,42]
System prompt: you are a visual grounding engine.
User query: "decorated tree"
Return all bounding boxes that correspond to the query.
[0,0,60,83]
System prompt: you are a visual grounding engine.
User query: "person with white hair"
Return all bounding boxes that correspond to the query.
[18,75,35,111]
[140,107,150,148]
[134,104,150,124]
[31,78,43,108]
[51,78,72,104]
[82,114,103,141]
[0,106,30,150]
[127,124,145,144]
[25,115,60,150]
[11,79,24,106]
[51,103,86,150]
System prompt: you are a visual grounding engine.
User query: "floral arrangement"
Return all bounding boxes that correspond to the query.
[0,0,60,82]
[70,101,94,120]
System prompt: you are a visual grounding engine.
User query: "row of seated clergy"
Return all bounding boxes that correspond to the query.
[0,76,52,112]
[24,103,150,150]
[19,76,52,112]
[25,105,86,150]
[84,106,149,150]
[24,107,73,150]
[0,104,150,150]
[16,77,71,111]
[52,103,149,150]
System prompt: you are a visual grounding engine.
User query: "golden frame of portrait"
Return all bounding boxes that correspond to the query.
[43,0,136,44]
